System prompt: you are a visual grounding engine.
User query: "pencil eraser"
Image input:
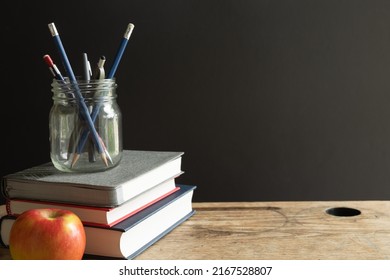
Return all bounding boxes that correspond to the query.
[43,54,54,67]
[48,23,58,37]
[124,23,135,39]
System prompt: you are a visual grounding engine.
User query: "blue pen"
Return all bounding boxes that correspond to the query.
[48,22,108,167]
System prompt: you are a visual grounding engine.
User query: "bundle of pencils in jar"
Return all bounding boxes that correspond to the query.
[44,22,134,173]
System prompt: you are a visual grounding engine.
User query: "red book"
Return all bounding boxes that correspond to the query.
[6,179,179,228]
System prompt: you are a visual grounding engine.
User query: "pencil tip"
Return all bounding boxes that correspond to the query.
[101,153,109,167]
[71,153,80,168]
[105,151,113,165]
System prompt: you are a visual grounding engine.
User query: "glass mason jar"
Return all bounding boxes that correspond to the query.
[49,78,122,172]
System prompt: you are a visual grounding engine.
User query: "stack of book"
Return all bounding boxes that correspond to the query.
[0,150,196,259]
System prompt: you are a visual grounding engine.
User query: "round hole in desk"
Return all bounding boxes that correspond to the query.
[326,207,361,217]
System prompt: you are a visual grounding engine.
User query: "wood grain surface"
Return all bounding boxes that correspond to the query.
[1,201,390,260]
[136,201,390,259]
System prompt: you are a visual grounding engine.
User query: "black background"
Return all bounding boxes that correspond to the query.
[2,0,390,203]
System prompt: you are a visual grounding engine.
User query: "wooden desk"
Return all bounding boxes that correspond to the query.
[1,201,390,259]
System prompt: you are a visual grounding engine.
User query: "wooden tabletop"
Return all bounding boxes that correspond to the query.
[1,201,390,260]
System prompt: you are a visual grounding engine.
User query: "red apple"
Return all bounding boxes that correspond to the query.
[9,208,86,260]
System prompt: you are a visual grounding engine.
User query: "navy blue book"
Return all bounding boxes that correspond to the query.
[0,184,196,259]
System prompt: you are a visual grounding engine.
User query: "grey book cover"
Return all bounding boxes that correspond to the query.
[1,150,184,207]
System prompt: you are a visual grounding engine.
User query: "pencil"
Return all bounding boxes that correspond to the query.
[71,23,134,167]
[48,23,108,167]
[107,23,135,78]
[43,54,65,81]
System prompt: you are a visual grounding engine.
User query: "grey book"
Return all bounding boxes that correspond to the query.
[1,150,183,207]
